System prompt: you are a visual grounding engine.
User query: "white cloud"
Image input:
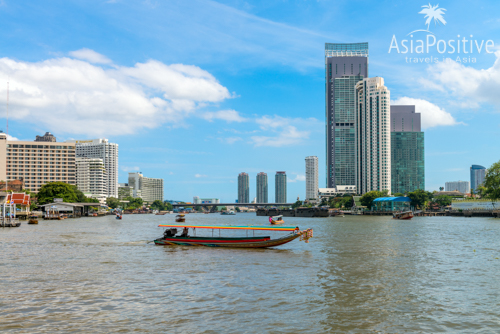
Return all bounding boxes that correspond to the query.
[69,48,112,64]
[219,136,242,144]
[6,134,18,140]
[250,115,315,147]
[201,109,246,123]
[288,174,306,183]
[425,52,500,106]
[391,97,462,129]
[195,174,207,178]
[121,166,140,172]
[0,54,232,136]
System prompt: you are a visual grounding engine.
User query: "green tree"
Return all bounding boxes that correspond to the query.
[393,192,404,197]
[434,195,452,207]
[359,190,388,209]
[106,197,120,209]
[163,201,173,211]
[235,207,241,212]
[125,196,143,209]
[37,182,96,205]
[484,160,500,200]
[407,189,432,209]
[151,200,165,211]
[342,196,353,209]
[292,200,302,209]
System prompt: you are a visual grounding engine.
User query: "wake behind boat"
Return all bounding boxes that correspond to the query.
[154,224,313,248]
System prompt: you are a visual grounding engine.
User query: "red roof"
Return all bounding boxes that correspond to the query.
[6,193,31,206]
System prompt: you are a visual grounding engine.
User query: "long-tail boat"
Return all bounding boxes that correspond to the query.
[154,224,313,248]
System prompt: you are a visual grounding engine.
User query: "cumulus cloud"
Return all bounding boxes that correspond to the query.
[0,53,232,136]
[201,109,246,123]
[250,115,314,147]
[425,52,500,106]
[391,97,462,129]
[69,48,113,64]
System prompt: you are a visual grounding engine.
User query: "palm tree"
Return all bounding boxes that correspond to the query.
[419,4,447,32]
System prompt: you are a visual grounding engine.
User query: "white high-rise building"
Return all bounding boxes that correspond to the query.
[66,139,118,198]
[445,181,470,194]
[355,77,391,194]
[75,157,107,203]
[128,172,163,203]
[305,156,319,200]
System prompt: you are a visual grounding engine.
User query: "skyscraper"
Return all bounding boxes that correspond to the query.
[470,165,486,193]
[238,172,249,203]
[66,139,118,198]
[390,105,425,194]
[325,42,368,189]
[355,77,391,194]
[256,172,268,203]
[305,156,318,200]
[275,171,287,203]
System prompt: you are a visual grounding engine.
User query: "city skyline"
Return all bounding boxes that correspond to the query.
[1,1,499,201]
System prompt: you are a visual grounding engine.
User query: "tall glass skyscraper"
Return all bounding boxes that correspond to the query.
[325,42,368,189]
[470,165,486,193]
[275,172,287,203]
[390,105,424,194]
[238,172,249,203]
[256,172,268,203]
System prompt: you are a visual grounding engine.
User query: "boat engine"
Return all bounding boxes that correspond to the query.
[164,228,178,238]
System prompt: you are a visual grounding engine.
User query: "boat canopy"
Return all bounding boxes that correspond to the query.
[158,224,299,231]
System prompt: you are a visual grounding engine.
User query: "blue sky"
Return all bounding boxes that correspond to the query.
[1,0,500,201]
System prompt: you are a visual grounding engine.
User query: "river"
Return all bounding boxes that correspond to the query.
[1,213,499,333]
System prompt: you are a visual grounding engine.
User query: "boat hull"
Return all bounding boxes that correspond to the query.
[154,233,300,248]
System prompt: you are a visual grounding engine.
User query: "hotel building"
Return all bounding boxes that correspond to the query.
[66,139,118,198]
[0,132,76,193]
[445,181,470,194]
[355,77,391,194]
[305,156,319,200]
[75,157,107,203]
[128,172,163,203]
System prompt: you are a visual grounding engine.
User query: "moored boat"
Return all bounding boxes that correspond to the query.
[221,211,236,215]
[154,224,313,248]
[393,211,414,220]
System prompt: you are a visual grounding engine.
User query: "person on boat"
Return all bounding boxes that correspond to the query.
[180,227,189,237]
[269,216,273,223]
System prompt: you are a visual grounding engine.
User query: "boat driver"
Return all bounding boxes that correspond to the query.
[180,227,189,237]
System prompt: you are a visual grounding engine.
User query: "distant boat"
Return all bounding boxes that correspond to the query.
[175,214,186,222]
[393,211,414,220]
[221,211,236,215]
[270,215,284,225]
[28,215,39,224]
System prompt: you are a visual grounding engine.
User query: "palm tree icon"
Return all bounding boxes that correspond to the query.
[408,4,446,35]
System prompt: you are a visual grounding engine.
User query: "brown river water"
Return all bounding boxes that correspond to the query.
[1,213,499,333]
